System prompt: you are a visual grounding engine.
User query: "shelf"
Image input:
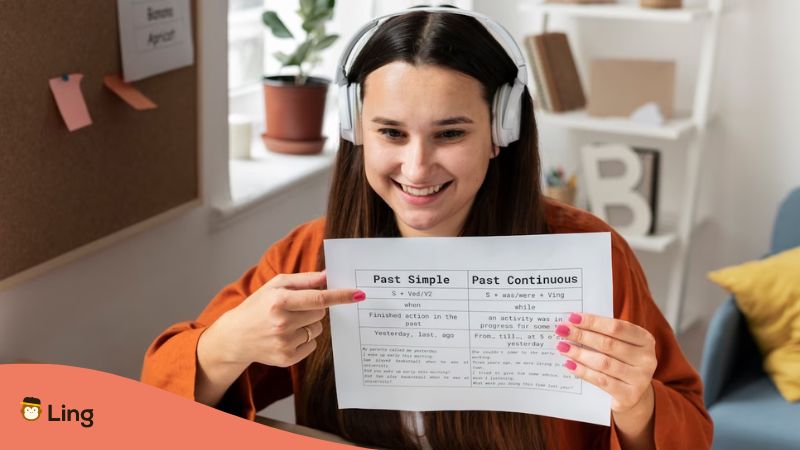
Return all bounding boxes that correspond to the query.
[619,214,708,253]
[536,109,696,140]
[518,0,725,332]
[519,2,712,23]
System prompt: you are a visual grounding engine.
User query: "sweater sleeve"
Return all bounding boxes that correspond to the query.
[606,234,714,450]
[140,232,300,420]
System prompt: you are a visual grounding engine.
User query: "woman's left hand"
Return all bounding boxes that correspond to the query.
[554,312,658,415]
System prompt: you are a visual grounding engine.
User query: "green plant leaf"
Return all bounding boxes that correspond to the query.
[262,11,293,38]
[300,0,315,17]
[308,25,323,40]
[273,51,291,66]
[287,39,314,66]
[313,34,338,52]
[315,0,335,13]
[308,54,323,65]
[301,9,333,33]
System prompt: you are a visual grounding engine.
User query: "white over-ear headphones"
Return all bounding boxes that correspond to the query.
[335,6,528,147]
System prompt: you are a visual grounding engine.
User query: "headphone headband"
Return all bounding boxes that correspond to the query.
[335,7,527,88]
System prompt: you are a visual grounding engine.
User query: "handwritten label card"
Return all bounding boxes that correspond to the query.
[117,0,194,82]
[48,74,92,132]
[324,232,613,426]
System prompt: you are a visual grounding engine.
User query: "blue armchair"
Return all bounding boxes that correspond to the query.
[700,188,800,450]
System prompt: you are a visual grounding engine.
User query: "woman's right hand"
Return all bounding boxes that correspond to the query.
[206,270,365,368]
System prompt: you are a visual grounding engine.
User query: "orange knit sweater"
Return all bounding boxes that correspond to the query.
[141,199,713,449]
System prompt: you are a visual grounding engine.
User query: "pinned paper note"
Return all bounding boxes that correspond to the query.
[48,74,92,132]
[103,74,157,110]
[117,0,194,81]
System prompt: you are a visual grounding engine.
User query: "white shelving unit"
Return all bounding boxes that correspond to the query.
[537,109,697,140]
[521,0,724,332]
[519,2,711,23]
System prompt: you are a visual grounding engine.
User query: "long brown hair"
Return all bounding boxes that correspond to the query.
[298,9,551,449]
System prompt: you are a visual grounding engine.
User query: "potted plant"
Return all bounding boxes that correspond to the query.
[261,0,339,154]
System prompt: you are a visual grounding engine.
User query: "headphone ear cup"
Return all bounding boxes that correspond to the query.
[351,83,363,145]
[338,83,355,143]
[338,82,363,144]
[492,83,512,147]
[504,80,524,144]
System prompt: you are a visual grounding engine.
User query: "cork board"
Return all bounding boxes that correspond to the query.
[0,0,199,286]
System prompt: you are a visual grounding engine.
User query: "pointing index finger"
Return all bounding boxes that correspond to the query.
[266,271,327,290]
[284,288,366,311]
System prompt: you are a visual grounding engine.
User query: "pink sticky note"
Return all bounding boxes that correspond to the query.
[48,74,93,131]
[103,74,157,110]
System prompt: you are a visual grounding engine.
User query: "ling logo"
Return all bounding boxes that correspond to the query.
[19,396,94,427]
[21,397,42,421]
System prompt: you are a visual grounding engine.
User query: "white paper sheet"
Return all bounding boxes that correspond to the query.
[117,0,195,82]
[324,232,613,426]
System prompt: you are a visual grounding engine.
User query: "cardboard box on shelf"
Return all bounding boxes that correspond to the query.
[587,58,675,119]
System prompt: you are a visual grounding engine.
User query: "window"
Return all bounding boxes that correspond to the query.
[228,0,267,126]
[227,0,341,139]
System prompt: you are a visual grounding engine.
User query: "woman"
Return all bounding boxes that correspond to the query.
[142,7,712,450]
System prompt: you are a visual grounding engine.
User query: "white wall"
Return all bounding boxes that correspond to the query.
[474,0,800,322]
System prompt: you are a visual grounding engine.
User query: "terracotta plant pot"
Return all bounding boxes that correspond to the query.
[262,75,329,154]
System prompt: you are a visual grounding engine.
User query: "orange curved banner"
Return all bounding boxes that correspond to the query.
[1,364,362,449]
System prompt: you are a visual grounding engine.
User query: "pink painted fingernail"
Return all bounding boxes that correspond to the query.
[353,290,366,301]
[569,313,583,324]
[557,341,571,353]
[565,360,577,371]
[555,325,570,337]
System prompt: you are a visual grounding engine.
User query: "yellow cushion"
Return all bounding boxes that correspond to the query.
[708,246,800,402]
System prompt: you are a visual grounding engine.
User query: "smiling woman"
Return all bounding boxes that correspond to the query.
[362,62,494,237]
[142,6,713,450]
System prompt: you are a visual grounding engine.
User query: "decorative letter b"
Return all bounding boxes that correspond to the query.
[581,143,652,236]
